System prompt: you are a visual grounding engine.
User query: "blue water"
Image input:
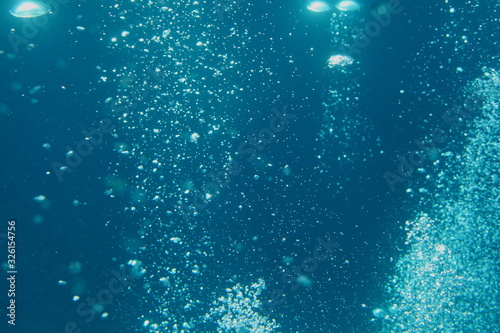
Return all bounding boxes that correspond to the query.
[0,0,498,332]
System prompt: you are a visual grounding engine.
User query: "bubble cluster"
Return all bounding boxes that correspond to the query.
[98,1,290,222]
[327,54,354,68]
[207,279,280,332]
[375,1,499,331]
[91,0,500,331]
[372,0,500,328]
[379,69,500,331]
[323,0,500,330]
[317,11,380,182]
[96,1,289,331]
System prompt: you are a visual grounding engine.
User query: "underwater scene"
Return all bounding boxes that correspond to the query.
[0,0,498,332]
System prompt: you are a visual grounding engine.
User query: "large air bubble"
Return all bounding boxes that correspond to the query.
[10,1,50,18]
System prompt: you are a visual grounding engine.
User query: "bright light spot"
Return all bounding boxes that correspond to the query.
[190,133,200,142]
[335,0,361,11]
[10,1,51,18]
[372,308,385,318]
[307,1,331,12]
[34,195,46,202]
[327,54,354,68]
[170,237,182,244]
